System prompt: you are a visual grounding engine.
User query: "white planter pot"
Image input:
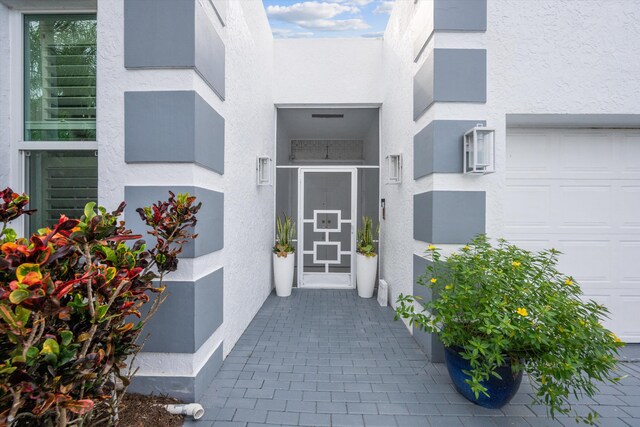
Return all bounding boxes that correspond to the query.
[273,253,294,297]
[356,253,378,298]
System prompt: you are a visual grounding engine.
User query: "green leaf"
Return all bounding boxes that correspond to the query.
[84,202,97,221]
[15,306,31,324]
[0,366,17,375]
[41,338,60,356]
[0,305,19,329]
[26,346,39,360]
[104,267,117,283]
[2,227,17,242]
[9,289,30,304]
[96,304,108,320]
[16,263,41,283]
[101,246,117,263]
[60,331,73,346]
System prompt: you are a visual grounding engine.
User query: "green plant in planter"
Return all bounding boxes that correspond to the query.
[356,216,379,257]
[395,234,624,424]
[273,213,295,257]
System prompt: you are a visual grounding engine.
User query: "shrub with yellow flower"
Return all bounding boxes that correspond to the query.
[395,234,624,424]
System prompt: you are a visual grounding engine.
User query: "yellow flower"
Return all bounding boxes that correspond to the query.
[512,261,521,267]
[445,284,452,290]
[516,307,528,317]
[610,332,621,343]
[430,278,437,283]
[428,244,436,251]
[463,245,470,251]
[565,278,573,286]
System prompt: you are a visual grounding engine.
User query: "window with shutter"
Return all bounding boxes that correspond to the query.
[24,15,97,141]
[23,14,98,233]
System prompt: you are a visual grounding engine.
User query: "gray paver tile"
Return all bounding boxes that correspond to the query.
[254,399,286,411]
[377,403,410,415]
[395,415,432,426]
[363,414,399,426]
[347,402,378,414]
[318,401,348,413]
[233,409,267,423]
[332,413,365,426]
[299,412,331,426]
[266,410,299,425]
[427,416,464,427]
[285,400,316,413]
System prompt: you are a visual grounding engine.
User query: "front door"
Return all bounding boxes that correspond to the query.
[298,168,356,288]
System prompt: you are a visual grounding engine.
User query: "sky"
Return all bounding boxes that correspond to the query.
[262,0,394,39]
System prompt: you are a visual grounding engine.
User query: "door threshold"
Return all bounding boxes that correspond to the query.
[301,273,353,289]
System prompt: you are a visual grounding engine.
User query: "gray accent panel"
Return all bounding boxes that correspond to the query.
[433,49,486,104]
[414,120,486,179]
[413,324,445,363]
[140,268,223,353]
[434,0,487,32]
[412,254,431,304]
[506,113,640,129]
[125,91,224,174]
[125,186,224,257]
[195,1,226,99]
[124,0,226,99]
[412,255,445,362]
[129,342,223,401]
[195,93,225,173]
[0,0,95,10]
[413,51,435,120]
[414,191,486,244]
[124,0,195,68]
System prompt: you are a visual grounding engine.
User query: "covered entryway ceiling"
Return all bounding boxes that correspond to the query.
[505,128,640,342]
[278,108,379,139]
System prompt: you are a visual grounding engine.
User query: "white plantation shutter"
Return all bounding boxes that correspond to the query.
[27,151,98,233]
[25,15,96,142]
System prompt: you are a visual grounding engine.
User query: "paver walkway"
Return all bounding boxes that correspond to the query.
[185,290,640,427]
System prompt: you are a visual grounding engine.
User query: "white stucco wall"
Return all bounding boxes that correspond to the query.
[380,1,424,309]
[380,0,640,316]
[0,4,10,186]
[274,38,384,105]
[97,0,275,377]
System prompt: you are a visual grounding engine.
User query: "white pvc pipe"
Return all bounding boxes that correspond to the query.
[164,403,205,420]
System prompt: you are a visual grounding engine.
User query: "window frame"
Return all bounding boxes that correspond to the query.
[8,8,98,234]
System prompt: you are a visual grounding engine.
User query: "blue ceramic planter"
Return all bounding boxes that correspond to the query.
[444,346,523,409]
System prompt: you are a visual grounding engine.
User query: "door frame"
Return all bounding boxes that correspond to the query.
[297,167,358,289]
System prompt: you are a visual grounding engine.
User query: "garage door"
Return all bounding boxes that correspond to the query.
[505,128,640,342]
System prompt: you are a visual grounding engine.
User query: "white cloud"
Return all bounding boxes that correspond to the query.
[361,31,384,38]
[271,28,315,38]
[266,1,370,32]
[373,0,394,15]
[297,18,370,31]
[327,0,375,6]
[267,2,358,22]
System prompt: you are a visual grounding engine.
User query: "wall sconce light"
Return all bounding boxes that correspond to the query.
[256,156,272,186]
[464,124,495,175]
[386,154,402,184]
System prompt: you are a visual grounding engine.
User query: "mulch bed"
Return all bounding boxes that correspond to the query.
[116,393,185,427]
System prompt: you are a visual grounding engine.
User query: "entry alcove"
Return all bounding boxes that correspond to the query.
[275,107,380,289]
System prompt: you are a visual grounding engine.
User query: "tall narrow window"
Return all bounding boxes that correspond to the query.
[24,15,96,141]
[24,14,97,233]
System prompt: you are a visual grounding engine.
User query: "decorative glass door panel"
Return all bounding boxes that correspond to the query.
[298,169,356,288]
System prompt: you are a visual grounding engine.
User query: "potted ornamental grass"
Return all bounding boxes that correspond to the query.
[395,235,624,425]
[356,216,378,298]
[273,213,295,297]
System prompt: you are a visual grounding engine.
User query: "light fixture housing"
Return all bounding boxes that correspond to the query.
[463,124,495,175]
[386,154,402,184]
[256,156,272,186]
